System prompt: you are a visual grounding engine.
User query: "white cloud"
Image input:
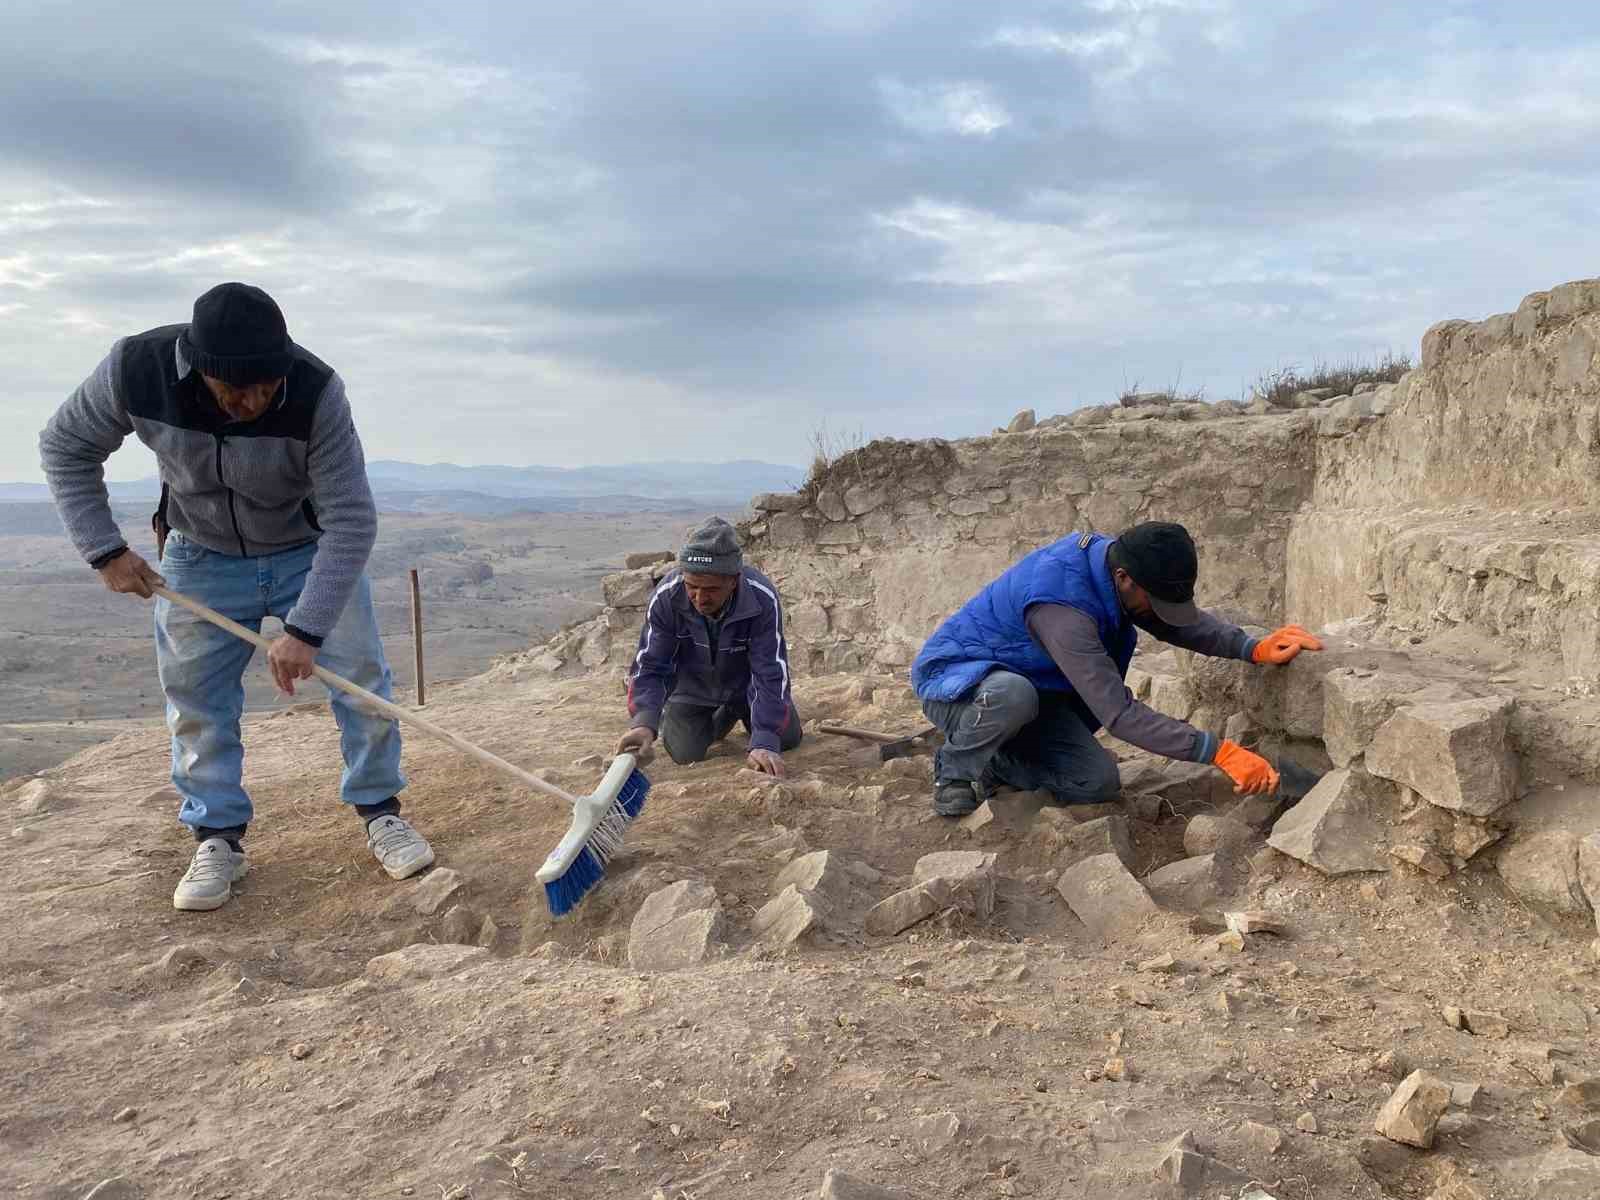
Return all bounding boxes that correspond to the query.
[987,26,1131,58]
[879,79,1011,137]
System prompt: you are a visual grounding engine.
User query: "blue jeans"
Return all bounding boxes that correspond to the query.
[154,532,405,838]
[920,670,1120,805]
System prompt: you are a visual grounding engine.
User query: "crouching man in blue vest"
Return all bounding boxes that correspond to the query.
[911,522,1322,817]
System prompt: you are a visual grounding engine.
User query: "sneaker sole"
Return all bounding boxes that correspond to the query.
[381,844,435,881]
[172,887,233,912]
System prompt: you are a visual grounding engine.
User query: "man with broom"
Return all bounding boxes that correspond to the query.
[616,517,802,777]
[39,282,434,911]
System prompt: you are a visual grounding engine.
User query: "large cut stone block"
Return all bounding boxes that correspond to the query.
[628,880,727,970]
[1365,698,1518,817]
[1498,832,1593,918]
[1056,852,1160,941]
[1267,768,1390,875]
[1323,669,1466,767]
[1054,815,1134,872]
[602,567,658,609]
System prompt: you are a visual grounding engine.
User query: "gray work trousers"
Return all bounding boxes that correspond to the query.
[920,670,1120,805]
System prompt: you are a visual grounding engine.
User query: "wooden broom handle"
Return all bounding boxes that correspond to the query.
[153,586,579,807]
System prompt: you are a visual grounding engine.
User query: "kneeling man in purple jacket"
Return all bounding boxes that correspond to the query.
[616,518,802,778]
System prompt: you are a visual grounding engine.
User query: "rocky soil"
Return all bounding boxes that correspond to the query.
[4,640,1600,1200]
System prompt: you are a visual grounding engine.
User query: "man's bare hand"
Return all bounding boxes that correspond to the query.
[268,633,318,695]
[747,748,785,778]
[97,550,165,599]
[617,726,656,761]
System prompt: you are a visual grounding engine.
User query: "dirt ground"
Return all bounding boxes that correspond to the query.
[4,648,1599,1200]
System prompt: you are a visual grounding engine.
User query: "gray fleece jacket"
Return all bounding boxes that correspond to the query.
[37,325,376,644]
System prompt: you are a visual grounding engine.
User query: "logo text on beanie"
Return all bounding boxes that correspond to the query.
[684,555,715,564]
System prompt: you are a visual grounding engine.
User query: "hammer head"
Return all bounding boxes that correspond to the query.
[877,728,941,762]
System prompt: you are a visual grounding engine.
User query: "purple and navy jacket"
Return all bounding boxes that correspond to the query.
[626,565,796,752]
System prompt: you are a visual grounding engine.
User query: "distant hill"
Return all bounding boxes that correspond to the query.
[363,459,802,501]
[0,458,805,516]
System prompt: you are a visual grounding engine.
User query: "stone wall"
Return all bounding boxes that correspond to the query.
[1288,278,1600,676]
[739,413,1317,675]
[513,274,1600,691]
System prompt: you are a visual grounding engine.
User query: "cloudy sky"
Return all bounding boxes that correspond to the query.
[3,1,1597,481]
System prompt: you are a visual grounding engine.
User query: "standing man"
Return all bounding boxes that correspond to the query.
[912,522,1322,816]
[616,517,801,777]
[39,282,434,911]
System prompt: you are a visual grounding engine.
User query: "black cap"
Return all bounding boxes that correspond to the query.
[1113,521,1200,626]
[179,283,293,384]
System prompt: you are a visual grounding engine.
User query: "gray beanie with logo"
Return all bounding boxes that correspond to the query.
[678,516,743,576]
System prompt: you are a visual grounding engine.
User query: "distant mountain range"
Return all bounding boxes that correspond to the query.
[0,458,805,515]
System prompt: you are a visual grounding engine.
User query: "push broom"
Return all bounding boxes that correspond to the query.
[153,585,647,916]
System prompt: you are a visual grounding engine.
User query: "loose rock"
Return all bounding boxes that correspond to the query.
[1143,852,1235,912]
[818,1169,913,1200]
[1559,1078,1600,1111]
[1054,815,1135,871]
[1238,1120,1284,1156]
[1055,853,1160,941]
[776,850,858,904]
[1224,910,1287,936]
[864,884,942,937]
[12,778,54,815]
[365,944,490,983]
[628,880,726,970]
[910,1111,961,1152]
[1391,843,1453,878]
[1375,1070,1452,1148]
[437,904,482,946]
[152,945,207,974]
[1267,768,1391,875]
[411,868,466,916]
[1497,831,1593,917]
[752,885,828,947]
[1183,814,1254,858]
[1463,1010,1510,1039]
[1296,1111,1319,1133]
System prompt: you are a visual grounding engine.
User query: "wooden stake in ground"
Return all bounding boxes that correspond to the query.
[409,567,425,707]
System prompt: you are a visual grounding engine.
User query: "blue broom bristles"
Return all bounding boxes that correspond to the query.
[542,768,650,917]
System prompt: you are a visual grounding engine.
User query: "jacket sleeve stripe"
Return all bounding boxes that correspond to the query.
[745,579,790,695]
[635,575,682,672]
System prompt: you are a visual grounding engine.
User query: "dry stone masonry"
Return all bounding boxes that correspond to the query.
[489,275,1600,942]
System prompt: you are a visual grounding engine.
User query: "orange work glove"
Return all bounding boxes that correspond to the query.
[1213,740,1279,795]
[1251,624,1324,665]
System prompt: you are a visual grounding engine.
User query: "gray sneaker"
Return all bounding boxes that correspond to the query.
[173,837,247,911]
[367,815,435,880]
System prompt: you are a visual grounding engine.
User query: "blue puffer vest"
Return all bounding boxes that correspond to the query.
[911,533,1137,721]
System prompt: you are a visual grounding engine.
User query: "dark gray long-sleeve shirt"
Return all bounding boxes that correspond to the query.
[1025,604,1258,762]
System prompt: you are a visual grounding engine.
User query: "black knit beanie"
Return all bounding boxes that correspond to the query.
[179,283,293,384]
[679,517,743,576]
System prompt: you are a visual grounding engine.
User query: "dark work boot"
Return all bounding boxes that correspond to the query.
[932,780,980,818]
